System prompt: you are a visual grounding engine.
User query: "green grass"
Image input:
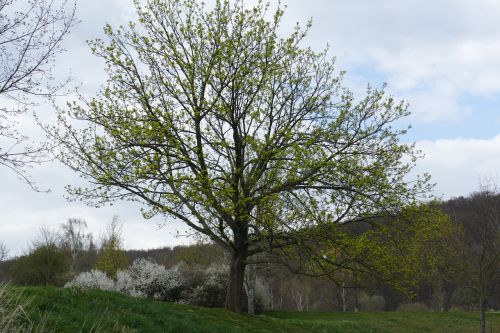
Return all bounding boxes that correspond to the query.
[12,286,500,332]
[269,311,500,333]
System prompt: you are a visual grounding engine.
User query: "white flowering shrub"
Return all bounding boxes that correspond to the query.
[205,263,229,286]
[64,269,114,291]
[161,264,185,300]
[187,263,229,307]
[255,277,272,310]
[120,258,185,301]
[115,270,144,297]
[65,259,186,301]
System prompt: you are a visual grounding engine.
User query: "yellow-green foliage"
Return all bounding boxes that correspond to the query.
[96,238,128,278]
[316,203,461,295]
[50,0,435,312]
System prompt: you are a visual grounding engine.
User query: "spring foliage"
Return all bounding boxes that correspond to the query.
[51,0,433,312]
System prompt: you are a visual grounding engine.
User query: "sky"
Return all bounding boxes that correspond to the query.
[2,0,500,256]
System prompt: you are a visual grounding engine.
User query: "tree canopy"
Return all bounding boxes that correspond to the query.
[50,0,432,313]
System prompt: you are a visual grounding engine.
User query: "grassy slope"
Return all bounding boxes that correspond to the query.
[16,287,500,333]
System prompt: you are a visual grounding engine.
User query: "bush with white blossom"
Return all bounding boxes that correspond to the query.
[62,258,259,308]
[64,258,185,301]
[64,269,114,291]
[115,270,144,297]
[187,263,229,307]
[118,258,185,301]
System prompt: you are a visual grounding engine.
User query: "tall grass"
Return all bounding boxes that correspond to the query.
[0,283,49,333]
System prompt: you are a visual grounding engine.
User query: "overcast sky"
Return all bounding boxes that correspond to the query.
[2,0,500,256]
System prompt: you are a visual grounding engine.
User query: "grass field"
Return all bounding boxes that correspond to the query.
[11,286,500,332]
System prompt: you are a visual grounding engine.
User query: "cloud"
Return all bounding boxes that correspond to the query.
[0,158,192,256]
[3,0,500,255]
[415,136,500,199]
[281,0,500,122]
[0,0,194,257]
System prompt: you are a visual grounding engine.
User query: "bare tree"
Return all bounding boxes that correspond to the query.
[244,263,257,315]
[31,225,59,248]
[0,0,76,188]
[59,218,92,272]
[451,181,500,333]
[0,241,8,261]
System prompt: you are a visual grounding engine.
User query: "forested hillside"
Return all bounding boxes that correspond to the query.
[1,192,499,313]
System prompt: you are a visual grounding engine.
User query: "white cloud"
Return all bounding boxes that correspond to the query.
[0,0,193,257]
[281,0,500,121]
[0,159,192,256]
[415,136,500,199]
[3,0,500,255]
[405,82,468,123]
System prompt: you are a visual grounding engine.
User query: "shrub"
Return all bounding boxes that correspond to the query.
[161,264,185,301]
[359,292,386,311]
[11,244,69,286]
[397,301,430,312]
[115,270,143,297]
[253,278,273,311]
[64,269,114,291]
[186,263,229,307]
[65,258,185,301]
[118,258,185,301]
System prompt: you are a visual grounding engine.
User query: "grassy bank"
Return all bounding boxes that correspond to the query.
[10,286,500,332]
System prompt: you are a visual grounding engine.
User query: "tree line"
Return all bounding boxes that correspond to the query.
[1,187,499,319]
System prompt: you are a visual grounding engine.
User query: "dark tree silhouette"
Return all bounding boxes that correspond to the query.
[449,183,500,333]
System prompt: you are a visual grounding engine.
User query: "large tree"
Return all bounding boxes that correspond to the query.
[50,0,431,313]
[0,0,76,187]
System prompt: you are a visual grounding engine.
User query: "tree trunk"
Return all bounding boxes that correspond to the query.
[225,248,247,314]
[341,286,347,312]
[480,298,486,333]
[245,263,257,315]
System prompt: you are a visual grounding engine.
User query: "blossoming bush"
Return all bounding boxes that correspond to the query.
[115,270,143,297]
[120,258,185,301]
[65,258,185,301]
[63,258,270,309]
[64,269,114,291]
[186,263,229,307]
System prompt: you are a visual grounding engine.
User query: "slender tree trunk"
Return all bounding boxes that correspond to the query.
[245,263,256,315]
[341,286,347,312]
[269,285,274,310]
[225,247,247,314]
[279,281,284,309]
[305,278,311,312]
[480,298,487,333]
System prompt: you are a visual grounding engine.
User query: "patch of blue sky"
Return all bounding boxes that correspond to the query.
[340,60,500,143]
[406,93,500,142]
[341,60,390,96]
